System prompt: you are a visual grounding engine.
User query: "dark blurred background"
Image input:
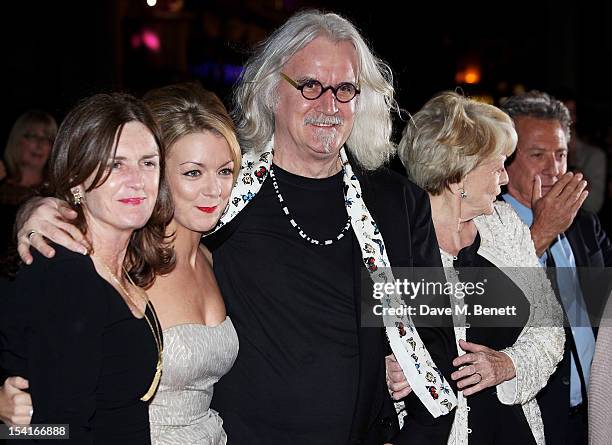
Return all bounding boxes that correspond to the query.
[2,0,611,224]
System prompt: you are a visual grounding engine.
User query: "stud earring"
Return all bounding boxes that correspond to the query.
[72,189,83,206]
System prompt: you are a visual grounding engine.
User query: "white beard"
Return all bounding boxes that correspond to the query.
[312,127,338,153]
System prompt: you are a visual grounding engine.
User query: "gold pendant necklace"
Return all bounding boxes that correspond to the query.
[101,261,163,402]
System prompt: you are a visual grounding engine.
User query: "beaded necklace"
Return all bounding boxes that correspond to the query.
[269,165,351,246]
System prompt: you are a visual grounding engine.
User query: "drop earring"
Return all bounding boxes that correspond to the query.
[71,188,83,206]
[459,188,467,199]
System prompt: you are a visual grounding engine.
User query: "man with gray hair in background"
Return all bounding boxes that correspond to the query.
[11,9,457,445]
[499,90,612,445]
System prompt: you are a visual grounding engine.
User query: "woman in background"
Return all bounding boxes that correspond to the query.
[0,110,57,254]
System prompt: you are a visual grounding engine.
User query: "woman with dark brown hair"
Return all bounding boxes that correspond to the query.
[0,92,174,444]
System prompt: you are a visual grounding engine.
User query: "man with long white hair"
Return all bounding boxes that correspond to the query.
[11,10,457,444]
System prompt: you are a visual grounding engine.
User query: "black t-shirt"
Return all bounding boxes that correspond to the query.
[210,164,359,444]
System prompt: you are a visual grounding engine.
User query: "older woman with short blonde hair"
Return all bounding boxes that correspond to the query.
[389,92,564,445]
[401,93,516,196]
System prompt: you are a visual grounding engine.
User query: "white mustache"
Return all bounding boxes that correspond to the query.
[304,115,343,126]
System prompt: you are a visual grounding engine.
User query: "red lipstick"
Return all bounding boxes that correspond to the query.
[197,206,217,213]
[119,198,145,205]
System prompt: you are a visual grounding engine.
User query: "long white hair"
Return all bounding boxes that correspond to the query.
[232,9,398,170]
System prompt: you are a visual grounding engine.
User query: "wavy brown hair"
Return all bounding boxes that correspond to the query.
[47,93,175,288]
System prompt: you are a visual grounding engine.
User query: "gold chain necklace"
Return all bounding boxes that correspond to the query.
[101,261,163,402]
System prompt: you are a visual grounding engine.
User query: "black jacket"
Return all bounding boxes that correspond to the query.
[351,164,457,445]
[531,209,612,445]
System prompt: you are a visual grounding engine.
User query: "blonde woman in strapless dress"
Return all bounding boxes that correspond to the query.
[142,83,241,444]
[1,83,241,444]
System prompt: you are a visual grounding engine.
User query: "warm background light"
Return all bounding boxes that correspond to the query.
[464,68,480,84]
[455,66,481,85]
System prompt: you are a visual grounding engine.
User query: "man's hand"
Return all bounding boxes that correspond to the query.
[530,173,588,256]
[385,354,413,401]
[451,340,515,397]
[0,377,32,426]
[16,197,90,264]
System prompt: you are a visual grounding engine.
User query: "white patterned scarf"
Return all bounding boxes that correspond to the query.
[206,137,457,417]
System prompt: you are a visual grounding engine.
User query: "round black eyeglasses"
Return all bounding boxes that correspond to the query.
[280,72,360,103]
